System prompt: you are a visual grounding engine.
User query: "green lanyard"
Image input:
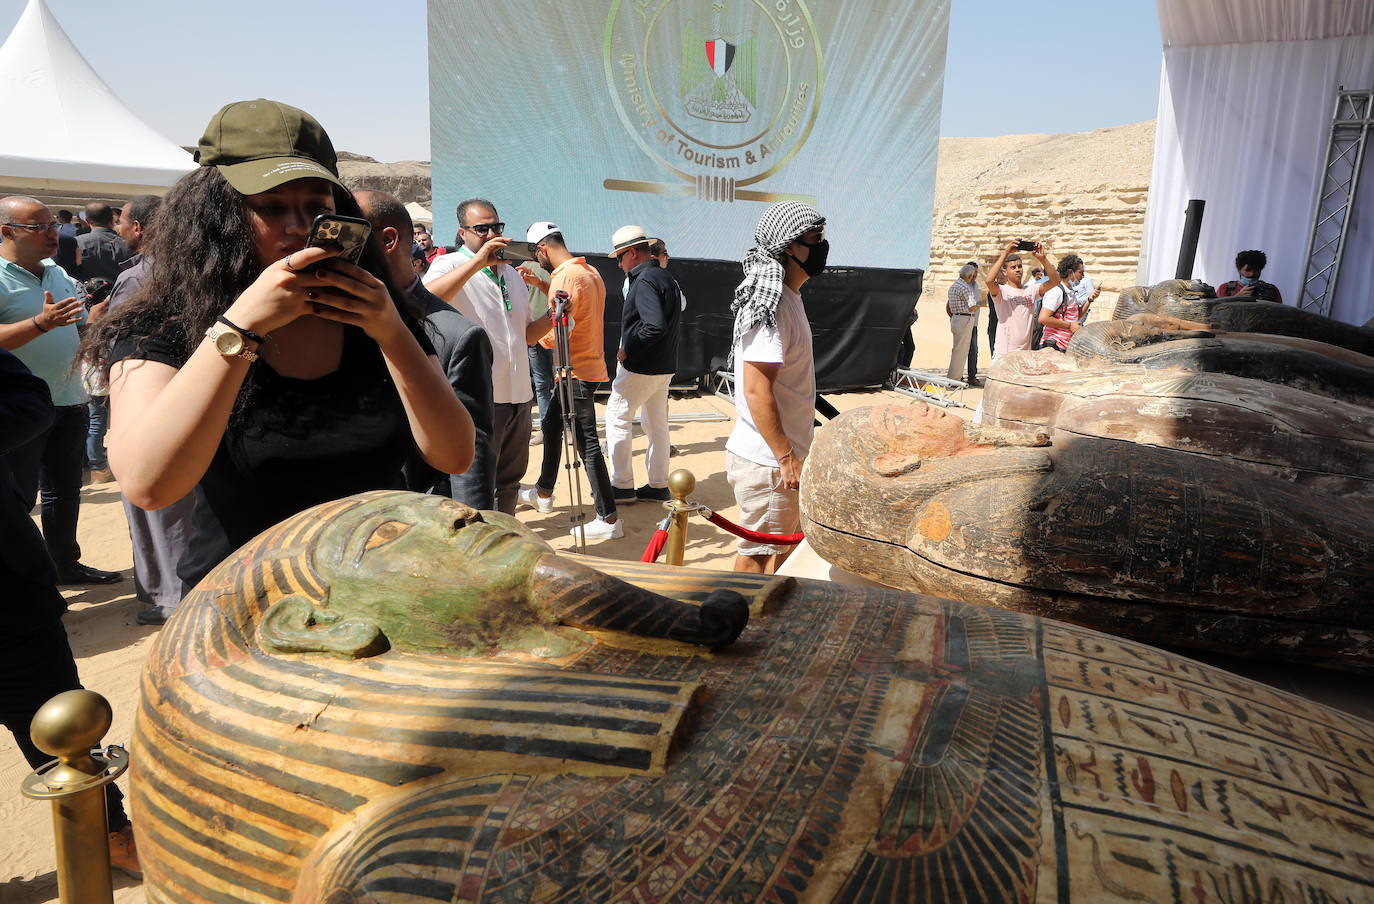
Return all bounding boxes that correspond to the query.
[458,246,510,311]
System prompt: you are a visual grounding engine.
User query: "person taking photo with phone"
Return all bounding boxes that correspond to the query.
[1037,253,1098,352]
[985,240,1059,359]
[421,199,553,514]
[81,99,474,593]
[1216,249,1283,303]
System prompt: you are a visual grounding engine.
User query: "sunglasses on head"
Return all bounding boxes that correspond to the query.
[464,222,505,236]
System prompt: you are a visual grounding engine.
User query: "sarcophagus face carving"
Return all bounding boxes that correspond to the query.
[801,405,1374,672]
[131,491,1374,902]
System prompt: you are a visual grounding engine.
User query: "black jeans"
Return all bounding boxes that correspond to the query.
[5,404,87,569]
[0,609,128,830]
[986,297,999,358]
[537,379,616,519]
[966,323,980,381]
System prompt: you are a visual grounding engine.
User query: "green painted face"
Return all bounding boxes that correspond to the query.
[307,493,551,654]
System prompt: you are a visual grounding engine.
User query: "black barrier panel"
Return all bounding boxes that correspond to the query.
[580,254,922,392]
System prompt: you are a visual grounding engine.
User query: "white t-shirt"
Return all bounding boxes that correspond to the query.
[725,285,816,467]
[424,250,536,404]
[1041,285,1068,313]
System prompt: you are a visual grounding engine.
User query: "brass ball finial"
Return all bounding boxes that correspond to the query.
[30,690,112,761]
[668,468,696,502]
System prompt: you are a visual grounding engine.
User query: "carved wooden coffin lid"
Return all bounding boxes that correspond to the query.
[131,493,1374,902]
[981,361,1374,491]
[801,406,1374,669]
[1066,323,1374,408]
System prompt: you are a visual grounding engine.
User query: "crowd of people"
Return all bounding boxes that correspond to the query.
[0,98,831,877]
[939,240,1278,384]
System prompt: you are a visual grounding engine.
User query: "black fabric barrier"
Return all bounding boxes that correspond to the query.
[581,254,923,392]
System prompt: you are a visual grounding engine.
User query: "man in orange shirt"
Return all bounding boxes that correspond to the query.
[517,224,621,540]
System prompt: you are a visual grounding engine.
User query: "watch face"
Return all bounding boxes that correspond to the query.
[214,329,244,356]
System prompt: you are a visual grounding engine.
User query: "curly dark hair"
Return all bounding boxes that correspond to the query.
[79,167,419,396]
[1056,253,1084,279]
[1235,249,1267,272]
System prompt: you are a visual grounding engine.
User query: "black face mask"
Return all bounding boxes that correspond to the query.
[789,238,829,277]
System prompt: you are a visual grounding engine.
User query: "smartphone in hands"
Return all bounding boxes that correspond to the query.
[1015,240,1036,252]
[306,214,372,267]
[496,241,539,263]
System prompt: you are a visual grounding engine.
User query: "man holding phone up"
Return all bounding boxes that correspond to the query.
[423,198,552,514]
[986,240,1059,359]
[0,196,120,585]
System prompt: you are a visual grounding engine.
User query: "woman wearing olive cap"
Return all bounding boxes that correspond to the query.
[82,99,474,594]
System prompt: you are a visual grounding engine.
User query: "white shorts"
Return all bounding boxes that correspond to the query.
[725,450,801,557]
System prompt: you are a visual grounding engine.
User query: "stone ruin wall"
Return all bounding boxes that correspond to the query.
[924,182,1149,302]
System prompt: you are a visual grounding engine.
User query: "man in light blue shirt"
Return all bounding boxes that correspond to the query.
[0,195,121,585]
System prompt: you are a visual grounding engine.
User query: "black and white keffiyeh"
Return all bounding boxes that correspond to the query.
[730,202,825,352]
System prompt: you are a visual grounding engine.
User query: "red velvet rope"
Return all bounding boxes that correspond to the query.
[704,510,804,545]
[640,528,669,563]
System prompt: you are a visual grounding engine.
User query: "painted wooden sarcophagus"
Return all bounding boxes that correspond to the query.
[1110,281,1374,358]
[979,351,1374,497]
[1065,320,1374,408]
[801,405,1374,673]
[131,491,1374,902]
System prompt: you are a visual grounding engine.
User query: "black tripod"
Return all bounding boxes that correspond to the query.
[550,290,588,551]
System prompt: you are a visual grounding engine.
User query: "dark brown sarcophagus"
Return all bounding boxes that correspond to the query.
[131,492,1374,902]
[980,351,1374,497]
[1067,320,1374,407]
[1111,280,1374,357]
[801,405,1374,673]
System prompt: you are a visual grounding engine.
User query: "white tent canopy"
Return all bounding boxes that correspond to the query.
[405,202,433,226]
[1140,0,1374,324]
[0,0,193,197]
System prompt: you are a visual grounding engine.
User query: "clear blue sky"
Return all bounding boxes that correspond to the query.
[0,0,1163,160]
[941,0,1163,136]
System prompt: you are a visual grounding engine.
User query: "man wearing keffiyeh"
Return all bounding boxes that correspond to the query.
[724,201,828,574]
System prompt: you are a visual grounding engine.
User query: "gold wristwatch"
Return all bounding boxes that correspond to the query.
[205,317,260,362]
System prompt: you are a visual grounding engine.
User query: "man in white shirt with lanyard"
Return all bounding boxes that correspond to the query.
[423,198,553,514]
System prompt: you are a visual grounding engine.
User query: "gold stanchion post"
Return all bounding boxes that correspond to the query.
[21,689,129,904]
[664,468,696,567]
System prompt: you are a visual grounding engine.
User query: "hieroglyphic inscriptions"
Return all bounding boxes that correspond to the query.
[1043,623,1374,903]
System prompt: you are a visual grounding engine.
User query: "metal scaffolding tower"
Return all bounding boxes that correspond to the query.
[1298,89,1373,318]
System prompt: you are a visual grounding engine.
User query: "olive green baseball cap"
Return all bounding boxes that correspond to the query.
[195,99,344,195]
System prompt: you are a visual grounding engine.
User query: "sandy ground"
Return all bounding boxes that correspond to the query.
[2,303,1370,901]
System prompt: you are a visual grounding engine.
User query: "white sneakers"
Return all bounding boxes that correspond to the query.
[518,488,623,541]
[517,486,553,514]
[572,516,624,541]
